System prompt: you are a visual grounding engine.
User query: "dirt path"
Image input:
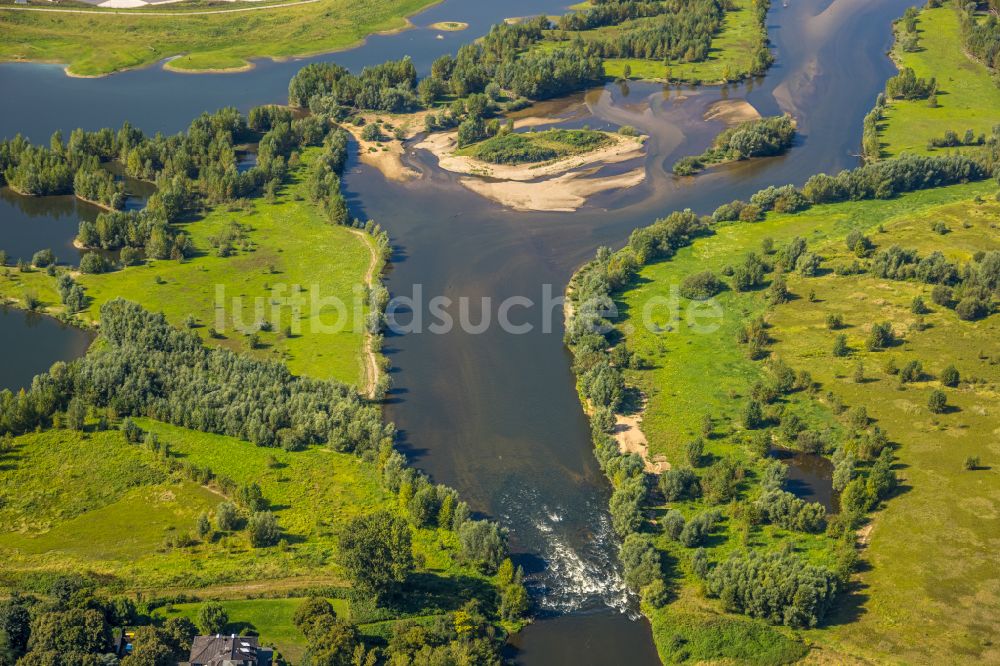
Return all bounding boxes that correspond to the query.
[345,227,383,399]
[0,0,319,16]
[151,575,347,599]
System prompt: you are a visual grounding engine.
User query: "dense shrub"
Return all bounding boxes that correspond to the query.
[707,550,838,627]
[680,271,725,300]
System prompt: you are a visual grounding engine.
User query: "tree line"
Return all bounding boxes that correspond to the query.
[0,298,515,578]
[960,0,1000,73]
[561,0,724,63]
[4,107,330,265]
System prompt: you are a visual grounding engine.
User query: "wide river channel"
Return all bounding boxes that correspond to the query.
[0,0,920,661]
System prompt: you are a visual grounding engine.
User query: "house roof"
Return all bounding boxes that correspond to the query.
[185,635,270,666]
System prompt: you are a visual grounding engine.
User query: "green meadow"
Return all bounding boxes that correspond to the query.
[539,0,766,83]
[771,198,1000,663]
[153,597,347,662]
[0,0,438,77]
[614,181,1000,662]
[618,181,994,463]
[0,148,377,387]
[878,6,1000,157]
[0,419,479,591]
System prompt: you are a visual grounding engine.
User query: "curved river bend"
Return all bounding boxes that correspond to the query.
[0,0,920,661]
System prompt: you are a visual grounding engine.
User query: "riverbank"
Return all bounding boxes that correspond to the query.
[340,109,437,182]
[567,171,1000,663]
[416,128,646,212]
[0,0,441,77]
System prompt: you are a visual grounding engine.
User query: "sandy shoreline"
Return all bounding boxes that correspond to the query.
[459,167,645,213]
[418,130,645,182]
[415,128,647,212]
[702,98,762,125]
[614,407,670,474]
[340,109,437,182]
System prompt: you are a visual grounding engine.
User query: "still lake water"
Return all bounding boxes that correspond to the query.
[0,0,919,661]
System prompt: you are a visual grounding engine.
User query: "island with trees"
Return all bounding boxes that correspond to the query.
[672,114,796,175]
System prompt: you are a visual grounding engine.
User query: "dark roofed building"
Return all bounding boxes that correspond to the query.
[182,635,272,666]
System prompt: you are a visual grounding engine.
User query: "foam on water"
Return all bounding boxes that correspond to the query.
[500,487,636,617]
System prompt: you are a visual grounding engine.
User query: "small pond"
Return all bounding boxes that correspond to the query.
[771,447,839,513]
[0,306,94,392]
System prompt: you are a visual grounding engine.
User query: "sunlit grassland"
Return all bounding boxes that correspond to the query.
[153,597,452,661]
[0,0,438,76]
[75,148,376,386]
[618,181,992,463]
[768,198,1000,664]
[879,6,1000,157]
[0,150,377,386]
[615,181,999,662]
[0,418,480,594]
[540,0,763,83]
[154,597,348,662]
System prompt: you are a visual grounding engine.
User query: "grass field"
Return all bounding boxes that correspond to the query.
[0,416,489,619]
[613,180,1000,662]
[154,597,349,662]
[878,6,1000,157]
[770,199,1000,663]
[0,0,437,76]
[0,148,378,387]
[540,0,766,83]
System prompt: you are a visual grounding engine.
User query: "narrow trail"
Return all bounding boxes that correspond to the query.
[347,226,383,399]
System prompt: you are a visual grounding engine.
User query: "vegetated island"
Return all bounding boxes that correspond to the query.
[0,0,442,77]
[418,125,647,212]
[429,20,468,31]
[672,113,796,175]
[540,0,774,84]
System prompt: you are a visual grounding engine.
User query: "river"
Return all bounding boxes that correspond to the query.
[0,0,918,661]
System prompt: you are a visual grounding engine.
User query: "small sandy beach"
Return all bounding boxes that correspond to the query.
[415,126,646,212]
[702,98,762,125]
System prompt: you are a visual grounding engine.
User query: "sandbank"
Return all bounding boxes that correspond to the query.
[702,98,761,125]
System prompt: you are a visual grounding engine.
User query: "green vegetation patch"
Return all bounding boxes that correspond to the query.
[767,197,1000,663]
[610,180,999,662]
[878,6,1000,157]
[0,0,440,77]
[73,148,376,386]
[545,0,771,83]
[647,592,807,665]
[154,597,348,662]
[620,181,992,462]
[461,129,612,165]
[673,114,795,175]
